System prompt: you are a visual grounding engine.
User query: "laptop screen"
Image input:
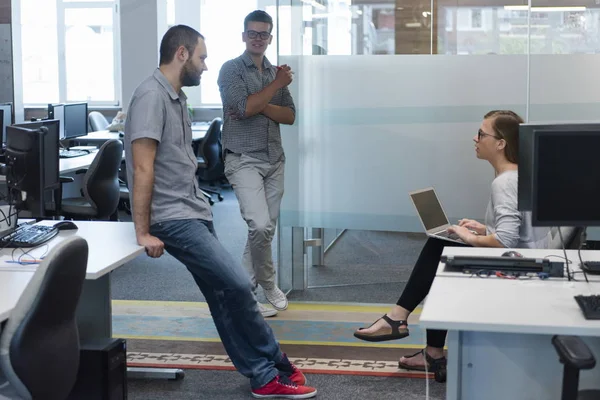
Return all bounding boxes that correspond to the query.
[410,189,449,231]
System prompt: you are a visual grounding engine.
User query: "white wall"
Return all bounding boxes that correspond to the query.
[120,0,159,110]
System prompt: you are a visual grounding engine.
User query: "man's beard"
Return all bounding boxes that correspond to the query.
[180,59,201,87]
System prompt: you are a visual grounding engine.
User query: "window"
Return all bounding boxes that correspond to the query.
[19,0,120,106]
[165,0,281,107]
[471,9,482,29]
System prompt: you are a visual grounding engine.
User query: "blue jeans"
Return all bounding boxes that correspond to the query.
[150,219,282,388]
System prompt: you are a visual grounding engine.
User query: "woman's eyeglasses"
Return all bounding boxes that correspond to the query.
[246,30,271,40]
[477,129,501,141]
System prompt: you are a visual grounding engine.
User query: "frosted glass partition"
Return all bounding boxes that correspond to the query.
[529,55,600,122]
[279,55,529,232]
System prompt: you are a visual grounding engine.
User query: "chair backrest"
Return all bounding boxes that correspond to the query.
[88,111,109,132]
[199,118,223,181]
[83,139,123,218]
[548,227,583,250]
[0,236,88,400]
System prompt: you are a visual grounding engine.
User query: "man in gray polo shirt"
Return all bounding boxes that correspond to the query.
[218,10,295,317]
[124,25,315,399]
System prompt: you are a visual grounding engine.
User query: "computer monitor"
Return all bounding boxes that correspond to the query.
[518,122,600,212]
[0,103,12,143]
[63,103,88,139]
[48,103,65,139]
[5,121,60,218]
[530,124,600,226]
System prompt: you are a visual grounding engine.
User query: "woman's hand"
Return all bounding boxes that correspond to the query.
[448,225,478,246]
[458,219,486,236]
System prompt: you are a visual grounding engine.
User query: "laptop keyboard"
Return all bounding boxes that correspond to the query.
[436,230,461,241]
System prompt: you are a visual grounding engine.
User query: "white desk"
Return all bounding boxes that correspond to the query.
[59,150,126,175]
[420,247,600,400]
[0,154,94,183]
[0,221,182,380]
[0,221,144,339]
[0,271,35,322]
[191,122,209,141]
[78,127,207,142]
[76,130,122,143]
[59,151,98,174]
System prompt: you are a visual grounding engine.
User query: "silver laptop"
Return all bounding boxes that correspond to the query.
[409,187,465,244]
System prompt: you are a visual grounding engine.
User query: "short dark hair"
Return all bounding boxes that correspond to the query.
[159,25,204,66]
[484,110,524,164]
[244,10,273,33]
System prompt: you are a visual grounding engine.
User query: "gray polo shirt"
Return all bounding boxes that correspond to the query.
[124,68,212,226]
[218,52,295,164]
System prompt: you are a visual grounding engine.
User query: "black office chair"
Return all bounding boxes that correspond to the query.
[195,118,225,202]
[549,227,584,250]
[552,335,599,400]
[88,111,109,132]
[0,236,88,400]
[60,139,123,221]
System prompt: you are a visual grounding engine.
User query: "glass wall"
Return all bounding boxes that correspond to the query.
[276,0,600,293]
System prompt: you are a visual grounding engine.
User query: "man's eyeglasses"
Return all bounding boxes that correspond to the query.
[246,30,271,40]
[477,129,501,141]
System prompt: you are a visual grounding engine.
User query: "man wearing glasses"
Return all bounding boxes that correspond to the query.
[218,10,295,318]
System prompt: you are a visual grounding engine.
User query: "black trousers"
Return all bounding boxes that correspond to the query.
[397,237,468,348]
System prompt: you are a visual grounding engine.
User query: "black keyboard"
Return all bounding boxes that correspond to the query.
[582,261,600,274]
[436,230,461,241]
[59,149,88,158]
[0,224,59,248]
[575,295,600,320]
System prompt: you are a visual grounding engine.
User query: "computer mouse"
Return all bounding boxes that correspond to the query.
[53,221,78,231]
[501,250,523,258]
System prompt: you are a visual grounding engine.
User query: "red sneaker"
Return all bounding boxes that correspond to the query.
[251,376,317,399]
[289,365,307,386]
[276,353,307,385]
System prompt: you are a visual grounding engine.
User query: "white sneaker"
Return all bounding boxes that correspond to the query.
[258,302,278,318]
[264,286,288,311]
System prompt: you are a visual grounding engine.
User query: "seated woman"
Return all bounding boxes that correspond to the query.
[353,110,550,381]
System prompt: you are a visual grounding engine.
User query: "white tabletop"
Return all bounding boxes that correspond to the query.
[420,247,600,336]
[59,150,125,174]
[420,275,600,336]
[77,130,122,142]
[59,151,98,174]
[0,221,144,279]
[0,271,35,322]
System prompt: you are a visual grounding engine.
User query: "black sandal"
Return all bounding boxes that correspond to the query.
[398,349,447,383]
[353,314,409,342]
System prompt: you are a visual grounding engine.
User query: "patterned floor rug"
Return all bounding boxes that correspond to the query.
[114,300,437,378]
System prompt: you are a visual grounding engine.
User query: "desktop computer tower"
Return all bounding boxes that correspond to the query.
[68,338,128,400]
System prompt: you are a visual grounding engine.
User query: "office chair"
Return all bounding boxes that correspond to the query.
[552,335,599,400]
[88,111,109,132]
[60,139,123,221]
[0,236,89,400]
[195,118,225,202]
[117,162,131,215]
[549,227,584,250]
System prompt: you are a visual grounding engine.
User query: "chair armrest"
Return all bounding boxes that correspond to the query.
[75,169,87,175]
[552,335,596,370]
[59,176,75,184]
